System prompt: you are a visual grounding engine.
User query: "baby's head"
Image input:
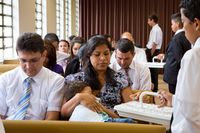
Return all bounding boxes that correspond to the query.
[64,81,91,101]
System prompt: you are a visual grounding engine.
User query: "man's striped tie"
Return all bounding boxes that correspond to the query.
[13,77,32,120]
[124,68,133,86]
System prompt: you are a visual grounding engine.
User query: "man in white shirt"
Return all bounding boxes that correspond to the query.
[159,0,200,132]
[146,14,163,92]
[110,38,151,91]
[110,32,147,64]
[0,33,65,120]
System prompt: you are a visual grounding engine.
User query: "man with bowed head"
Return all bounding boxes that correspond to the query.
[0,32,65,120]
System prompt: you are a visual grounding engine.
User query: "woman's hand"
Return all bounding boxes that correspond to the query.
[61,92,102,118]
[78,93,102,112]
[98,103,119,118]
[158,91,173,107]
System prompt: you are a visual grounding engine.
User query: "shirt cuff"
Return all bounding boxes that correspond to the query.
[47,106,61,112]
[172,95,175,107]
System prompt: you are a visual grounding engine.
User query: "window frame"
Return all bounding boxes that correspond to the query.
[0,0,14,60]
[35,0,43,36]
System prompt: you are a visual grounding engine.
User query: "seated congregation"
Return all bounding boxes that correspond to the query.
[0,32,163,132]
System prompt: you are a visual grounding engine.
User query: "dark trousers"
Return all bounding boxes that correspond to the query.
[167,84,175,133]
[146,48,160,92]
[167,115,173,133]
[150,68,158,92]
[168,84,176,94]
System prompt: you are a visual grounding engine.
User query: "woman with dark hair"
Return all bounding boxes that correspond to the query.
[61,35,133,118]
[44,33,59,48]
[58,39,70,54]
[64,44,86,77]
[64,37,85,72]
[68,35,76,43]
[44,33,69,70]
[67,36,85,62]
[44,40,64,76]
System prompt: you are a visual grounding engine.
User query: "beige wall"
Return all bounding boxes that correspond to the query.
[18,0,35,34]
[46,0,56,33]
[18,0,57,35]
[71,0,77,35]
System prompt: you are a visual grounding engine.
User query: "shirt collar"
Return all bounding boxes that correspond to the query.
[193,37,200,49]
[152,24,159,28]
[19,66,45,84]
[115,59,136,71]
[175,29,184,35]
[19,67,30,82]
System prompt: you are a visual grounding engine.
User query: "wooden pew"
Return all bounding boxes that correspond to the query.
[3,59,19,64]
[2,120,166,133]
[0,64,18,74]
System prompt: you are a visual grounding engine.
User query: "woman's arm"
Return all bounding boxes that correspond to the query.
[0,115,4,119]
[45,111,60,120]
[121,87,133,102]
[61,94,80,118]
[61,93,99,118]
[98,103,119,118]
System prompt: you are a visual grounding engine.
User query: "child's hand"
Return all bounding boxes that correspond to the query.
[157,91,173,107]
[157,54,165,60]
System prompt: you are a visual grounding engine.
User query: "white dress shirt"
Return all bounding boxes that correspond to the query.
[146,24,163,49]
[110,59,151,90]
[0,118,5,133]
[134,47,147,63]
[56,51,69,63]
[56,51,69,72]
[171,37,200,133]
[0,67,65,120]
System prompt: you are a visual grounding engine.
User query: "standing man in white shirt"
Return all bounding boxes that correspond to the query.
[0,33,65,120]
[159,0,200,132]
[146,14,163,92]
[110,38,151,91]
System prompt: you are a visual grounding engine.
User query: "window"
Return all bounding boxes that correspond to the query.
[56,0,64,39]
[0,0,14,60]
[35,0,43,36]
[75,0,79,35]
[65,0,79,39]
[56,0,80,40]
[65,0,71,38]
